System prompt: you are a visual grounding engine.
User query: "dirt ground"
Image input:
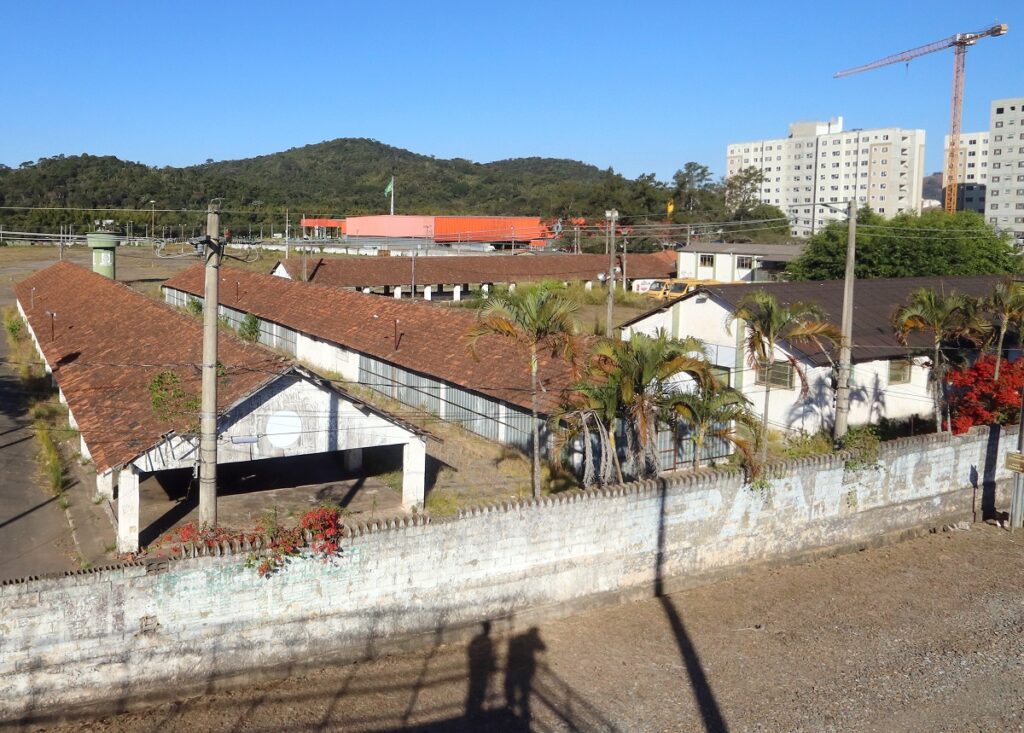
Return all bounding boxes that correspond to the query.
[24,522,1024,733]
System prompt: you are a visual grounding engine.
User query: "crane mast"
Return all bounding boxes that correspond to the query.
[835,23,1007,214]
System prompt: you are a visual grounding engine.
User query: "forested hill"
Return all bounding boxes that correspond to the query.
[0,138,633,228]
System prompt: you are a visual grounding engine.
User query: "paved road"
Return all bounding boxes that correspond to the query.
[0,325,76,582]
[35,522,1024,732]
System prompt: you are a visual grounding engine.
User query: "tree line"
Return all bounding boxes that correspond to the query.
[0,139,788,246]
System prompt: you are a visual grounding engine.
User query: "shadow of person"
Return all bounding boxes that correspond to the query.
[465,621,496,724]
[504,627,546,726]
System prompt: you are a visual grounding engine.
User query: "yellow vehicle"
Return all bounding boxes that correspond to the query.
[644,278,712,301]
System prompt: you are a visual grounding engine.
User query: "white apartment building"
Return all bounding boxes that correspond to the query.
[726,117,926,237]
[987,97,1024,245]
[943,131,989,213]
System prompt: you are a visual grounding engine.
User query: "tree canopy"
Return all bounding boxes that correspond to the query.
[787,208,1021,280]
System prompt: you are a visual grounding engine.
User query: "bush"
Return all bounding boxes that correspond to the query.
[185,297,203,316]
[239,313,261,342]
[947,354,1024,434]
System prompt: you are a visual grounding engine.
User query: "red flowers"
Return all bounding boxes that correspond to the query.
[947,355,1024,434]
[146,506,344,577]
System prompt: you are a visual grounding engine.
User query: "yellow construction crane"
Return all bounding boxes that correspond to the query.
[835,22,1008,214]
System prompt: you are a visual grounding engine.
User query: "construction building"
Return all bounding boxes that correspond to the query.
[987,96,1024,245]
[726,117,926,237]
[943,131,989,213]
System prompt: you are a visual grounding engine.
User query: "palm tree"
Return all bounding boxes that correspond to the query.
[668,386,758,470]
[467,285,580,497]
[893,288,990,433]
[986,280,1024,380]
[728,290,842,459]
[555,379,621,488]
[588,331,713,479]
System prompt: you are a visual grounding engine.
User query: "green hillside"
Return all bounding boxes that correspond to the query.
[0,138,622,232]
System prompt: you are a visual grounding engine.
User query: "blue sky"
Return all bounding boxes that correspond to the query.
[2,1,1022,181]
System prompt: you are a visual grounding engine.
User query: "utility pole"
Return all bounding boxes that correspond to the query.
[833,199,857,443]
[285,210,290,259]
[411,247,417,299]
[199,203,223,528]
[605,209,618,338]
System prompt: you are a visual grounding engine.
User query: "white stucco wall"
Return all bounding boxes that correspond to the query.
[296,332,360,381]
[132,376,413,474]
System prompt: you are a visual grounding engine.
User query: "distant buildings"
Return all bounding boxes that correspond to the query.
[987,97,1024,245]
[726,117,926,237]
[943,131,989,214]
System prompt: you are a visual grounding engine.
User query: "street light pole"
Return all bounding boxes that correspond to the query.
[833,199,857,442]
[605,209,619,338]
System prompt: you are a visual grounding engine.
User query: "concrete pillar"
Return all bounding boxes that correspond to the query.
[80,435,92,462]
[402,438,427,510]
[394,286,402,299]
[96,470,115,500]
[482,283,490,297]
[508,282,516,292]
[117,466,140,553]
[453,284,462,302]
[363,287,371,294]
[423,285,432,301]
[585,281,593,291]
[344,447,363,473]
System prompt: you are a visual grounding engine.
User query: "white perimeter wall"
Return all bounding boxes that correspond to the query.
[0,425,1014,723]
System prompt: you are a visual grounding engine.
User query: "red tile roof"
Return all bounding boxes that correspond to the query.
[164,265,580,415]
[14,263,290,473]
[275,251,676,289]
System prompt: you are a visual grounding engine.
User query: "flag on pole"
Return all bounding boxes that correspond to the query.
[384,177,394,197]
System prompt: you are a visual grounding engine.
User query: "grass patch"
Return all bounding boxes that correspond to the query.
[425,489,460,517]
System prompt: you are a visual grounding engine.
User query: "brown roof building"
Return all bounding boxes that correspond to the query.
[14,262,289,474]
[15,263,429,552]
[163,265,579,417]
[273,251,676,291]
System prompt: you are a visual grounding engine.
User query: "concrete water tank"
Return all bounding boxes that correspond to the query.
[86,232,119,279]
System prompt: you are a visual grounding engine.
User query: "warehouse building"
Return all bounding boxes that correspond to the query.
[15,263,426,553]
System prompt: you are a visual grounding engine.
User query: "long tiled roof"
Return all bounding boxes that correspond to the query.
[275,251,677,288]
[14,263,290,473]
[621,275,1004,366]
[164,265,580,414]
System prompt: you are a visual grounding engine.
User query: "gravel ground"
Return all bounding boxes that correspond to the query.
[27,521,1024,733]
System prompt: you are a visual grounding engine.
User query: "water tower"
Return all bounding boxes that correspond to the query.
[86,231,119,279]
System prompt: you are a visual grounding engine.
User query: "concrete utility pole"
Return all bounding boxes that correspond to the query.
[199,203,223,528]
[605,209,619,339]
[833,199,857,443]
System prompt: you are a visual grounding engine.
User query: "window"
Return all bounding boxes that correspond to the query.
[888,358,912,385]
[756,361,795,389]
[736,256,754,269]
[699,254,714,268]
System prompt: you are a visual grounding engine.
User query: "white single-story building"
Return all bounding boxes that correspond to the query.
[15,263,427,553]
[620,275,1002,435]
[674,242,803,284]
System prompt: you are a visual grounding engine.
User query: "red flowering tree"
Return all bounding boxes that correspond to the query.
[947,355,1024,434]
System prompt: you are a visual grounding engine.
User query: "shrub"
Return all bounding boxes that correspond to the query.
[947,354,1024,434]
[239,313,261,342]
[185,297,203,316]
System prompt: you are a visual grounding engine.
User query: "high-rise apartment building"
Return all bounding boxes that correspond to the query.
[987,97,1024,245]
[943,131,988,213]
[726,117,926,237]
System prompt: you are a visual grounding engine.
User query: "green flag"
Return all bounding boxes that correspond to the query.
[384,177,394,197]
